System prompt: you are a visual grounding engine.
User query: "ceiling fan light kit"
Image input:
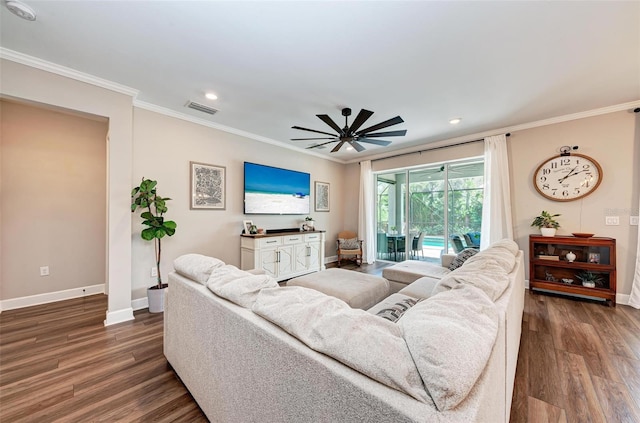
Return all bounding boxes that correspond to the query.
[6,0,36,21]
[291,107,406,153]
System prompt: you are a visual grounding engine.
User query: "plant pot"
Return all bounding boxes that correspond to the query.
[582,281,595,288]
[147,284,168,313]
[540,228,557,237]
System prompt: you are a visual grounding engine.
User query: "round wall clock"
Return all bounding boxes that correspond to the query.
[533,153,603,201]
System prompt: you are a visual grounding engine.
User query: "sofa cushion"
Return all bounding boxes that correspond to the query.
[399,284,499,411]
[433,259,511,302]
[447,248,478,270]
[464,239,518,273]
[173,254,225,285]
[367,293,422,322]
[253,286,430,403]
[207,270,278,308]
[397,277,440,299]
[382,260,451,285]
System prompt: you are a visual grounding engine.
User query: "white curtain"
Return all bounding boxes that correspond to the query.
[480,134,514,249]
[358,160,376,264]
[629,195,640,308]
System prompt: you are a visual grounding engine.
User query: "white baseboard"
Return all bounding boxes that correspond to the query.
[616,293,630,306]
[104,307,135,326]
[131,296,149,311]
[0,284,105,312]
[325,255,338,263]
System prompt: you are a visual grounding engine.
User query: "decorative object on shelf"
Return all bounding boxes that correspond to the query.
[314,181,330,212]
[533,148,603,202]
[576,270,604,288]
[302,216,315,231]
[531,211,561,237]
[588,253,601,264]
[572,232,595,238]
[243,220,254,235]
[190,161,226,210]
[561,278,573,284]
[565,251,576,262]
[545,270,557,281]
[249,224,258,234]
[131,177,177,313]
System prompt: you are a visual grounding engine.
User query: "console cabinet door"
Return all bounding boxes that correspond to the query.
[293,244,310,273]
[276,245,294,278]
[259,248,278,278]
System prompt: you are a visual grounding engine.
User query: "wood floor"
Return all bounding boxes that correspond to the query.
[2,261,640,422]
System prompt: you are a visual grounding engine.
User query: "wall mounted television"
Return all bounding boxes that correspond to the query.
[244,162,310,215]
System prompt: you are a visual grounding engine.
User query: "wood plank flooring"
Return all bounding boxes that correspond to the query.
[1,261,640,422]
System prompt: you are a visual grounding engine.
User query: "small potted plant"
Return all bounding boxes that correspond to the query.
[303,216,314,231]
[131,177,177,313]
[576,270,604,288]
[531,211,561,237]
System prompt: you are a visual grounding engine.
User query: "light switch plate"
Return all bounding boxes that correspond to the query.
[631,216,639,226]
[605,216,620,226]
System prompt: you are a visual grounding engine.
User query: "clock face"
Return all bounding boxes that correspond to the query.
[533,154,602,201]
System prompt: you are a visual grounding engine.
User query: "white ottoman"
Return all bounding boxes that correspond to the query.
[287,268,390,310]
[382,260,451,293]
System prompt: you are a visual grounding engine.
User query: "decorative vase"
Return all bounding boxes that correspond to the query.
[147,284,168,313]
[540,228,557,237]
[566,251,576,262]
[582,281,595,288]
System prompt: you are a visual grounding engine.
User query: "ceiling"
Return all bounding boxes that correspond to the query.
[1,1,639,162]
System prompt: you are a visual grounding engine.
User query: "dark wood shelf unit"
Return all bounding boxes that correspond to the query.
[529,235,617,306]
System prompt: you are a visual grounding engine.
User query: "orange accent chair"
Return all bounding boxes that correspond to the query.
[336,230,363,267]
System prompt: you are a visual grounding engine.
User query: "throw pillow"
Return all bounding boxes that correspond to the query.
[173,254,225,285]
[252,286,429,403]
[375,297,422,323]
[399,284,499,411]
[339,237,360,250]
[448,248,478,270]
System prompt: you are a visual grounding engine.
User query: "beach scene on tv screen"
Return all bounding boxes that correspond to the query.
[244,163,310,214]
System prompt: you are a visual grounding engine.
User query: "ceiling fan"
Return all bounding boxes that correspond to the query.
[291,108,406,153]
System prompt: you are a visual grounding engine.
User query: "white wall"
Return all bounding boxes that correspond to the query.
[131,107,346,300]
[0,59,134,324]
[1,100,107,299]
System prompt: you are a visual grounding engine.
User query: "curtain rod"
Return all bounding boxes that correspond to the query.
[368,133,511,163]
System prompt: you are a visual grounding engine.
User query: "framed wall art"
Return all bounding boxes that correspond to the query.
[314,181,330,212]
[190,161,226,210]
[242,220,254,235]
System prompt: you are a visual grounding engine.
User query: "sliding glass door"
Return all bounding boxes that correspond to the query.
[376,159,484,263]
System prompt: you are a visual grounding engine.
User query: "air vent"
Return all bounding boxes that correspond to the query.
[185,101,218,116]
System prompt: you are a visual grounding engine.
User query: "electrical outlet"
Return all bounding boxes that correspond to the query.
[605,216,619,226]
[631,216,639,226]
[40,266,49,276]
[151,267,158,278]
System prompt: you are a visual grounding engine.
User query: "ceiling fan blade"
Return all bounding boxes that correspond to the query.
[317,114,343,134]
[363,129,407,138]
[347,109,374,134]
[357,138,392,146]
[356,116,404,135]
[290,137,336,141]
[306,140,338,149]
[350,141,366,152]
[292,125,337,137]
[331,141,346,153]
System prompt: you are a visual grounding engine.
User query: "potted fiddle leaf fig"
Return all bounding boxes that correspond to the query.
[131,177,177,313]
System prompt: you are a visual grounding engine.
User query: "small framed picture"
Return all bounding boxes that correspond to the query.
[314,181,330,212]
[243,220,254,235]
[190,161,226,210]
[588,253,600,264]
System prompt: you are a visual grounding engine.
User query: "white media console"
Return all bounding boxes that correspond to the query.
[240,231,326,281]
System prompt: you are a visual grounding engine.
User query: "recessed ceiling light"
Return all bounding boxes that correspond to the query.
[449,118,462,124]
[205,92,218,100]
[6,0,36,21]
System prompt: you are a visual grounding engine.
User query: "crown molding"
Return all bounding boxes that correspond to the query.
[348,100,640,164]
[133,100,346,164]
[0,47,139,97]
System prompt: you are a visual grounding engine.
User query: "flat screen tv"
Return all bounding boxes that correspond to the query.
[244,162,310,215]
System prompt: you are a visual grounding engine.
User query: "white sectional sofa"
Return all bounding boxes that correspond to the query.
[164,240,525,422]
